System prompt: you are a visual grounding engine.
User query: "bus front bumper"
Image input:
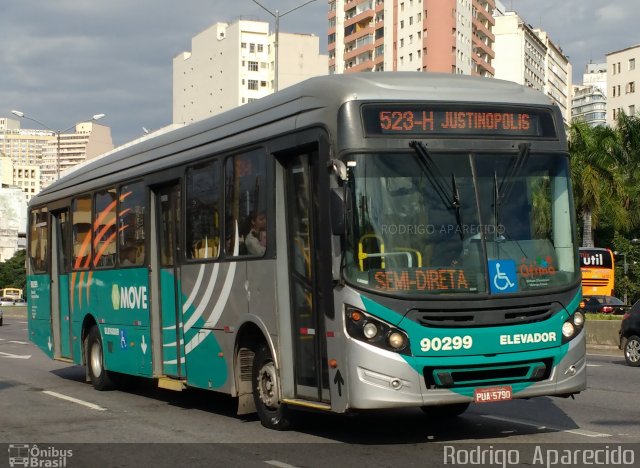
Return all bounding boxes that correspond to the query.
[343,331,587,410]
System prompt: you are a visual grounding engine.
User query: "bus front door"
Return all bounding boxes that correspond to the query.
[285,151,329,402]
[155,183,186,378]
[51,208,72,359]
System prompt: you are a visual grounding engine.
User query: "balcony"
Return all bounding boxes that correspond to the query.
[345,8,374,28]
[344,23,374,44]
[347,59,375,73]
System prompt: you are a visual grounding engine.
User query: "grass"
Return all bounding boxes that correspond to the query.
[585,312,624,320]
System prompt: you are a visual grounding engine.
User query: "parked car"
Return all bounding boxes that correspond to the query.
[619,300,640,366]
[580,295,627,314]
[0,308,3,326]
[0,297,15,306]
[13,297,25,305]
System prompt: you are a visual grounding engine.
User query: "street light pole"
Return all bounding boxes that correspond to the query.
[250,0,318,92]
[11,110,105,182]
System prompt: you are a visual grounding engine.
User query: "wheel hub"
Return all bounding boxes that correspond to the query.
[626,339,640,363]
[257,361,280,410]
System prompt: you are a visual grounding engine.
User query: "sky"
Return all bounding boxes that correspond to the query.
[1,0,638,146]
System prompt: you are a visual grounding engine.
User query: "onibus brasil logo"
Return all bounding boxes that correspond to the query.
[8,444,73,467]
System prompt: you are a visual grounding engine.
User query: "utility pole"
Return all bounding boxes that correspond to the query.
[250,0,318,92]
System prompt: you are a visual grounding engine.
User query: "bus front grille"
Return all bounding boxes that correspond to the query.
[407,302,556,327]
[423,358,553,389]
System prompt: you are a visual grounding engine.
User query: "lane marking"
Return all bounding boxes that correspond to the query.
[587,352,620,357]
[0,351,31,359]
[42,390,107,411]
[480,415,611,438]
[586,364,602,367]
[265,461,300,468]
[9,340,28,345]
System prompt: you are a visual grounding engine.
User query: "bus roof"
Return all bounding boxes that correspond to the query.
[31,72,558,206]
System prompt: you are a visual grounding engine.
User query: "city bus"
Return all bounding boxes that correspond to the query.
[27,73,586,430]
[1,288,23,299]
[578,247,615,297]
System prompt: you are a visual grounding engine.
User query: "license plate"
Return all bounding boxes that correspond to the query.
[474,385,512,403]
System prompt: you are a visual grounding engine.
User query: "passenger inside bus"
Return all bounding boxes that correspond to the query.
[245,211,267,256]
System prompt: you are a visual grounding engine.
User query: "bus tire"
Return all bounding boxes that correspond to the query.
[624,335,640,367]
[252,344,292,430]
[421,402,470,418]
[87,326,114,391]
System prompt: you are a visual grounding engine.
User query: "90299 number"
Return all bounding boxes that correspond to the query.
[420,335,473,352]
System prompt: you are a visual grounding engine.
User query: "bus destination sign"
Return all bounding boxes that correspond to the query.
[362,104,557,138]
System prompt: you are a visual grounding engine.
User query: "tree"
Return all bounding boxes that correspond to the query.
[568,121,629,247]
[0,249,26,291]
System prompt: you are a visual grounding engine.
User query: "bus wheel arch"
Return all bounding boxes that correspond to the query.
[81,315,114,391]
[234,321,292,429]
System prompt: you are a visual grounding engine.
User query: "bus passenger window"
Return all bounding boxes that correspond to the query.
[72,196,92,270]
[118,182,145,266]
[93,188,117,268]
[224,151,268,257]
[186,161,220,260]
[29,208,48,273]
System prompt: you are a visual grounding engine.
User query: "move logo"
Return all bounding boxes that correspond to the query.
[111,284,149,310]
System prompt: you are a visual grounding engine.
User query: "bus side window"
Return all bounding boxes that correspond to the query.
[186,160,221,260]
[72,196,92,270]
[224,150,268,258]
[118,182,145,266]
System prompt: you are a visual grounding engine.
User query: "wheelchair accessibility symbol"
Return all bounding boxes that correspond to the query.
[488,259,518,294]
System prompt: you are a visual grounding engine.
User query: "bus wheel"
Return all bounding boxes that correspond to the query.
[87,326,114,391]
[624,335,640,367]
[421,402,470,418]
[252,344,291,430]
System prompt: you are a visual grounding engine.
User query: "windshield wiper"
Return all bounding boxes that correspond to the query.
[498,142,531,203]
[410,140,464,240]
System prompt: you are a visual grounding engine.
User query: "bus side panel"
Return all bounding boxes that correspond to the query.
[58,275,72,357]
[70,268,152,376]
[27,274,53,358]
[183,329,227,390]
[100,325,152,377]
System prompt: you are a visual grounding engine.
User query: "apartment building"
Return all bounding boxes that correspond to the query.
[1,118,54,200]
[173,19,327,124]
[493,10,571,123]
[41,122,113,189]
[606,44,640,126]
[328,0,495,76]
[571,85,607,126]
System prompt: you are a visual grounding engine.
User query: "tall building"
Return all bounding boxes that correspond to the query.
[1,117,54,200]
[41,122,113,189]
[328,0,495,76]
[173,19,327,124]
[606,44,640,126]
[583,62,607,96]
[571,85,607,126]
[493,10,572,123]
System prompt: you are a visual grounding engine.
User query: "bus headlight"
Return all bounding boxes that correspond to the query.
[345,305,411,355]
[363,322,378,339]
[388,332,406,350]
[573,311,585,327]
[562,308,586,343]
[562,321,575,338]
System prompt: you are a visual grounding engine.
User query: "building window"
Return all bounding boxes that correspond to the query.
[248,61,258,71]
[258,44,264,53]
[630,58,636,70]
[627,81,636,94]
[250,43,255,53]
[241,42,247,49]
[248,79,258,90]
[630,105,636,115]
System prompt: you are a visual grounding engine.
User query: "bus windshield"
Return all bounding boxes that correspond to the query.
[344,150,579,296]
